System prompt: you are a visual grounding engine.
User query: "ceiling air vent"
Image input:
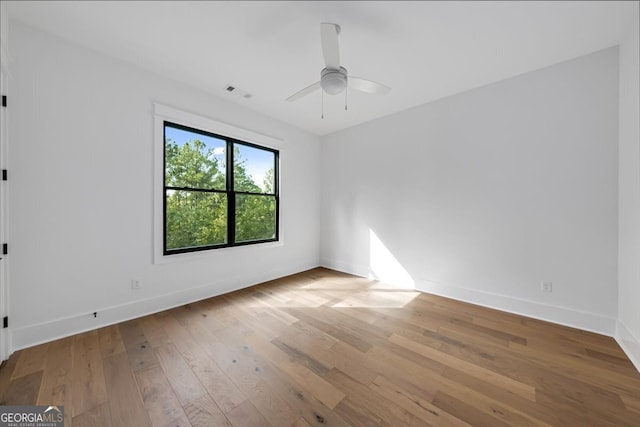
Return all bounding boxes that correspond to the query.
[224,84,252,100]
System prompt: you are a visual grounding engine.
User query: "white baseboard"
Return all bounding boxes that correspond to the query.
[413,279,617,336]
[11,259,319,352]
[321,259,616,336]
[320,258,371,279]
[615,320,640,373]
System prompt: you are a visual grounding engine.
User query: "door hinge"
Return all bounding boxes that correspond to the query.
[2,169,6,181]
[1,95,6,107]
[2,244,6,255]
[2,317,7,328]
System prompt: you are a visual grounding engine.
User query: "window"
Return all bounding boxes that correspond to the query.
[163,121,279,255]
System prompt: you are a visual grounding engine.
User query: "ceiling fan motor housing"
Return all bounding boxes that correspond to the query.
[321,67,348,95]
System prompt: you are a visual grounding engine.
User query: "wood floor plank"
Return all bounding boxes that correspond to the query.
[119,320,159,372]
[433,390,513,427]
[159,412,192,427]
[135,365,190,427]
[73,401,112,427]
[369,374,471,427]
[0,351,20,403]
[139,316,172,349]
[285,307,372,353]
[4,267,640,426]
[222,294,288,341]
[225,400,270,427]
[439,324,514,349]
[289,318,339,350]
[70,330,107,417]
[0,370,43,405]
[534,389,628,427]
[326,340,382,386]
[389,332,536,401]
[243,332,346,410]
[247,378,299,427]
[155,343,206,405]
[257,365,352,427]
[37,335,73,424]
[583,347,639,374]
[333,397,386,427]
[202,323,352,427]
[367,345,553,427]
[324,368,419,426]
[98,325,125,359]
[507,340,640,397]
[440,366,560,426]
[193,324,300,426]
[621,392,640,414]
[186,353,246,415]
[271,336,331,376]
[11,342,49,379]
[165,319,247,414]
[103,352,152,427]
[183,395,232,427]
[437,339,497,367]
[292,417,313,427]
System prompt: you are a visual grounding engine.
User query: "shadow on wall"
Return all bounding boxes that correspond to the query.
[368,228,415,290]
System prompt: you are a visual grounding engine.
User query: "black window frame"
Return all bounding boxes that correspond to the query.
[163,121,279,255]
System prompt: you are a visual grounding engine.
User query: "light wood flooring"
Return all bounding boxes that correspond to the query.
[1,267,639,426]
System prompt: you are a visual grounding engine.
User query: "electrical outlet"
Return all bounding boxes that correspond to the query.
[131,279,141,290]
[541,281,553,293]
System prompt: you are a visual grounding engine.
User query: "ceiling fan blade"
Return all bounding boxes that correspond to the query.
[348,77,391,95]
[286,81,321,102]
[320,23,340,70]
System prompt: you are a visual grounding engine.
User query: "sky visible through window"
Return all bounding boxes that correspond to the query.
[165,126,274,192]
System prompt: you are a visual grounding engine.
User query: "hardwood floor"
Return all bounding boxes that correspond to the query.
[1,267,639,426]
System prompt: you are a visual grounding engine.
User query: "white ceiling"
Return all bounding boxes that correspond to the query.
[4,1,638,136]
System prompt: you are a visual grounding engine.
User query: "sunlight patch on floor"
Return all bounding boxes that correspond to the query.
[331,290,420,308]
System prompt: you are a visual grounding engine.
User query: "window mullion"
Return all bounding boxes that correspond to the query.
[227,140,235,245]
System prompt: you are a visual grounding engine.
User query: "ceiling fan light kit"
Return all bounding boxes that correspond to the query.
[286,22,391,116]
[320,67,348,95]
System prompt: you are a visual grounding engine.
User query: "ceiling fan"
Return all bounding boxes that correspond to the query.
[286,23,391,105]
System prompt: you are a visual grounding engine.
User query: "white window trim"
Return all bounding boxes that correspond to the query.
[153,103,284,264]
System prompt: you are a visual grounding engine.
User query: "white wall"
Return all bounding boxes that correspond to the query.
[617,9,640,370]
[8,22,321,350]
[321,48,620,334]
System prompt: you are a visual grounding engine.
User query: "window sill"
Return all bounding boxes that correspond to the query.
[153,239,284,265]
